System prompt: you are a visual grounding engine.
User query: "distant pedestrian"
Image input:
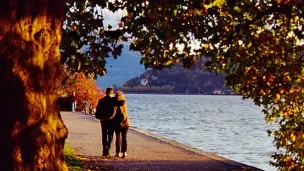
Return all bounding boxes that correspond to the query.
[84,101,90,115]
[113,91,130,158]
[95,87,125,157]
[71,91,77,113]
[90,105,96,115]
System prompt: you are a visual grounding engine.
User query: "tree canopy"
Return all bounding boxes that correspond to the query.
[61,0,126,78]
[61,0,304,170]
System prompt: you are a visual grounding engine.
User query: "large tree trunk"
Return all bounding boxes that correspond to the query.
[0,1,68,170]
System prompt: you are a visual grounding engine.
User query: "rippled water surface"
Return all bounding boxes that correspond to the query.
[126,94,276,171]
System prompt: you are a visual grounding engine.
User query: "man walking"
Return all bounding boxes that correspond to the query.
[95,87,124,157]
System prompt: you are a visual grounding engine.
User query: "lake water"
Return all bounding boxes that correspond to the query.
[126,94,276,171]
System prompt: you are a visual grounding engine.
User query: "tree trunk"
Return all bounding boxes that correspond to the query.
[0,1,68,170]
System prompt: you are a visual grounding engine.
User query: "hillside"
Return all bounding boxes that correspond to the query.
[95,44,146,89]
[120,60,234,95]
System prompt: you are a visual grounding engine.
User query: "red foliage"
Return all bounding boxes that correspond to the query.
[60,73,105,108]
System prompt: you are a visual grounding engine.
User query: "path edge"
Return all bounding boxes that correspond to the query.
[129,126,262,170]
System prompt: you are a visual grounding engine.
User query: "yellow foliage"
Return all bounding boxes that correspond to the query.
[273,94,281,103]
[204,0,225,8]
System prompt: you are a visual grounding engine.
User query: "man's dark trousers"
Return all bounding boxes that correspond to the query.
[101,121,114,156]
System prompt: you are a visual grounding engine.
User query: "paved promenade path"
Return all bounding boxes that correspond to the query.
[61,111,262,171]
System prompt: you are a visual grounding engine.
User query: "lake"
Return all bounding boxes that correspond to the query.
[126,94,276,171]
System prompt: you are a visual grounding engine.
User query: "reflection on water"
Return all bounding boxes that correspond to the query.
[126,94,276,171]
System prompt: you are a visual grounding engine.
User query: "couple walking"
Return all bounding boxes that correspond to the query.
[95,87,130,158]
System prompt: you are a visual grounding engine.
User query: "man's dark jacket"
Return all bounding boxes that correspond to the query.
[95,96,124,120]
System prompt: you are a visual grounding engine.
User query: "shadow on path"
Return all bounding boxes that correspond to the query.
[80,155,262,171]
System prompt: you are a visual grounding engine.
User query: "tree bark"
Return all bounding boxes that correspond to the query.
[0,1,68,170]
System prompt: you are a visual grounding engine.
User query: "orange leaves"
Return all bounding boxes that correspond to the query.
[277,0,301,5]
[60,73,104,108]
[280,109,289,117]
[260,89,267,96]
[273,93,281,103]
[72,25,77,31]
[283,72,292,82]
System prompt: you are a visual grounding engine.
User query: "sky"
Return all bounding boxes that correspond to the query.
[102,8,126,28]
[101,8,201,51]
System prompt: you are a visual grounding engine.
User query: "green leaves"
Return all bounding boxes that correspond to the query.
[112,0,304,170]
[61,1,126,78]
[233,6,240,13]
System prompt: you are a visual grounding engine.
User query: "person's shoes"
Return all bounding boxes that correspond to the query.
[122,152,127,158]
[114,153,120,157]
[102,153,110,158]
[102,148,109,156]
[102,150,110,157]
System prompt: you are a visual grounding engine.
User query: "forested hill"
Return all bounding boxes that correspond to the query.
[120,60,234,95]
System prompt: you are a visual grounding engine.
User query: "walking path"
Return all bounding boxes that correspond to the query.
[61,111,262,171]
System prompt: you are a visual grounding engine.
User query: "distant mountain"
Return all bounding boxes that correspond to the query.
[120,59,234,95]
[96,45,146,89]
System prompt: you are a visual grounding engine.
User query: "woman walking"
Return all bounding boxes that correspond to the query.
[113,91,130,158]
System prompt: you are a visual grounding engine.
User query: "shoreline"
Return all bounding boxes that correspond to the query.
[129,126,255,169]
[62,111,262,170]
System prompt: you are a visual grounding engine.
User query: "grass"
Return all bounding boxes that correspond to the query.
[64,144,84,171]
